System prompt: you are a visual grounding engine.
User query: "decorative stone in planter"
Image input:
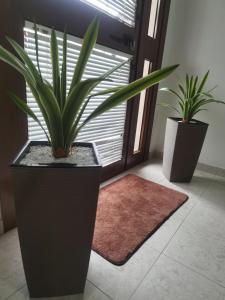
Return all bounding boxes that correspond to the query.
[163,117,208,182]
[11,141,102,298]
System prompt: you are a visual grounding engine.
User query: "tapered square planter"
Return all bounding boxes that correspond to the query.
[11,141,102,298]
[163,117,208,182]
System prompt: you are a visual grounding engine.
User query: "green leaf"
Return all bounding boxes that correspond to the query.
[0,45,27,76]
[178,84,186,98]
[51,29,60,102]
[160,70,222,122]
[65,85,123,147]
[69,17,99,92]
[197,70,209,94]
[190,108,208,119]
[90,86,124,98]
[36,81,63,147]
[0,45,47,122]
[60,28,67,109]
[185,74,189,97]
[183,100,189,121]
[34,23,43,81]
[191,75,198,97]
[3,35,52,137]
[178,100,184,111]
[81,59,130,97]
[6,37,41,82]
[160,87,183,101]
[63,78,103,139]
[205,85,217,95]
[26,77,52,134]
[188,75,193,99]
[9,92,50,141]
[101,58,130,80]
[80,64,179,128]
[159,102,180,114]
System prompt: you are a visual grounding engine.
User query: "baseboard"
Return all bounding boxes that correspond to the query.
[197,162,225,178]
[149,151,225,178]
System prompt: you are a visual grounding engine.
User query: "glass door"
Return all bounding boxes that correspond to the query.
[20,0,171,180]
[0,0,171,231]
[20,0,141,180]
[125,0,171,169]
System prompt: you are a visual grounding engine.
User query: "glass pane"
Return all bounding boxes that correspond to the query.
[24,21,131,166]
[148,0,161,38]
[80,0,137,27]
[133,60,152,153]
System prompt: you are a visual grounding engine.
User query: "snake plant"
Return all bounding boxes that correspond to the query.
[160,71,225,123]
[0,18,178,158]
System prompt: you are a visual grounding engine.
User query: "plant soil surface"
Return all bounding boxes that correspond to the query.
[19,145,97,166]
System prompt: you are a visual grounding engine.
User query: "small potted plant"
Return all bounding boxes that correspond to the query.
[160,71,225,182]
[0,17,178,297]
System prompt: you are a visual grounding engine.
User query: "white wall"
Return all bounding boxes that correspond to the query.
[150,0,225,169]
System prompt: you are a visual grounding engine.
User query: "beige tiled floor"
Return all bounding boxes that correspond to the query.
[1,160,225,300]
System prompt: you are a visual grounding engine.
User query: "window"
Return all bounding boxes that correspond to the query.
[133,60,152,153]
[148,0,161,38]
[80,0,137,27]
[24,21,131,166]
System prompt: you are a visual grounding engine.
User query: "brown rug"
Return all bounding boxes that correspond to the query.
[92,174,188,265]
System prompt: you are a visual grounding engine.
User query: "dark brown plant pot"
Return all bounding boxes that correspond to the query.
[11,141,102,298]
[163,117,208,182]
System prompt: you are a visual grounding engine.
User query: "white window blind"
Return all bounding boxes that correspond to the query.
[24,21,131,166]
[80,0,137,27]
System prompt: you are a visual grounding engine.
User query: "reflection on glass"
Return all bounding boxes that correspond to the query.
[80,0,137,27]
[148,0,161,38]
[133,60,152,153]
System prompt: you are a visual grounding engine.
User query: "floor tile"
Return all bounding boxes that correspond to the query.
[164,220,225,287]
[217,294,225,300]
[199,181,225,209]
[7,281,111,300]
[101,160,165,189]
[185,198,225,241]
[88,247,160,300]
[130,160,165,183]
[160,175,209,199]
[0,230,26,299]
[1,161,225,300]
[141,213,185,253]
[130,254,225,300]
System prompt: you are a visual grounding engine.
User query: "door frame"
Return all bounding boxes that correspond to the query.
[103,0,171,180]
[124,0,171,170]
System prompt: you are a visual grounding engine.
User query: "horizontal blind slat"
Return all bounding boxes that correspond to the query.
[80,0,136,27]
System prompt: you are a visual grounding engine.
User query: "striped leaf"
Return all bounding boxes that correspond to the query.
[81,64,179,128]
[51,29,61,102]
[9,92,49,141]
[69,17,99,92]
[60,29,67,109]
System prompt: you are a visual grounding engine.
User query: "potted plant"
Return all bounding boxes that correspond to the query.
[160,71,225,182]
[0,17,178,297]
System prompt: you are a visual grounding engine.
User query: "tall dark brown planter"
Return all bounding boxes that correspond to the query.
[163,117,208,182]
[11,141,102,298]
